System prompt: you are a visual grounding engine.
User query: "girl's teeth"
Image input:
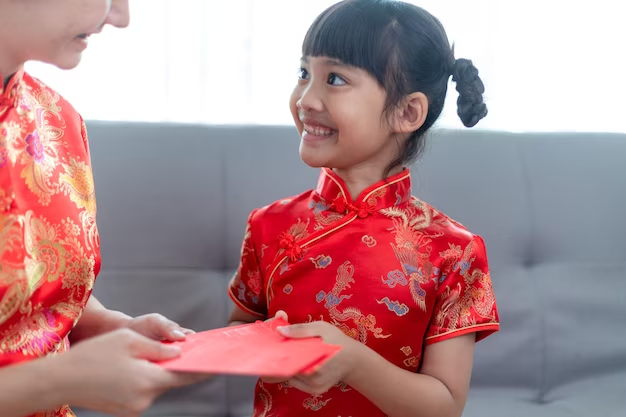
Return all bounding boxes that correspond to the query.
[304,124,334,136]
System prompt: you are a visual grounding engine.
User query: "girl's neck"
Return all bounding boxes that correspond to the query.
[333,164,404,201]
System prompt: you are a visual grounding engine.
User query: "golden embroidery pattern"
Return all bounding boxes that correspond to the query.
[303,396,331,411]
[1,71,101,417]
[317,261,391,343]
[309,198,345,231]
[17,89,68,206]
[310,254,332,269]
[433,239,498,333]
[361,235,377,248]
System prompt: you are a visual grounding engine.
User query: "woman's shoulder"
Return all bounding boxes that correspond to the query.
[21,72,87,150]
[22,72,80,118]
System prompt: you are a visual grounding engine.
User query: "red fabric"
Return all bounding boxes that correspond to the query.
[159,318,341,377]
[0,70,100,417]
[229,167,500,416]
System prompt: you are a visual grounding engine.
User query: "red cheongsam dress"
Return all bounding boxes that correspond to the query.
[0,69,101,417]
[229,167,500,417]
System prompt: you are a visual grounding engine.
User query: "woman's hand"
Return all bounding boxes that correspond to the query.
[71,297,194,344]
[126,313,195,342]
[57,328,207,417]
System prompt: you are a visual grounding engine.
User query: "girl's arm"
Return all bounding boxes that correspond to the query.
[228,304,266,326]
[345,334,476,417]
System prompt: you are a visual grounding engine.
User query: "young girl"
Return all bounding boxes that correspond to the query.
[228,1,499,416]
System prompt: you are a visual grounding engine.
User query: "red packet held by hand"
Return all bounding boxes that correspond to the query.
[156,318,341,378]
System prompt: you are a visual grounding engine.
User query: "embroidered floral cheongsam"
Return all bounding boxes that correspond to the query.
[0,69,100,417]
[229,167,500,417]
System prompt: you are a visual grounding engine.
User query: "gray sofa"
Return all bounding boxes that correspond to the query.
[77,121,626,417]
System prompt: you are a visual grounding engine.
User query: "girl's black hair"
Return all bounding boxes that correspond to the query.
[302,0,488,175]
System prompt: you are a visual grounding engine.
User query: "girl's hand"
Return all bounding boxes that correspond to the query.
[273,317,363,395]
[126,313,195,342]
[258,310,292,385]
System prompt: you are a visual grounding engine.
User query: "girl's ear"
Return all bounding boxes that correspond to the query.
[391,92,428,134]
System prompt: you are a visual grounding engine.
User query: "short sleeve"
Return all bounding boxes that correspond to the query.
[425,235,500,345]
[227,209,267,318]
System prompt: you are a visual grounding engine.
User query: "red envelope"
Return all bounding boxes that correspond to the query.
[156,318,341,378]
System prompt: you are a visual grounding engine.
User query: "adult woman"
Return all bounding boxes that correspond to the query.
[0,1,204,416]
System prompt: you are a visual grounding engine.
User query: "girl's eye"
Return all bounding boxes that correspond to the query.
[328,73,347,86]
[297,67,309,80]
